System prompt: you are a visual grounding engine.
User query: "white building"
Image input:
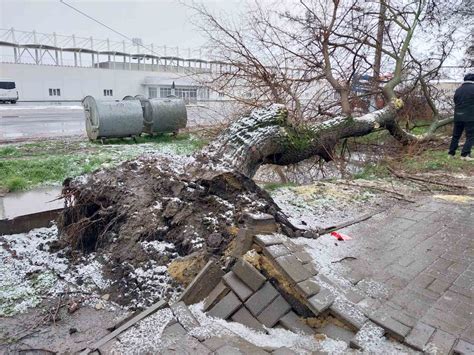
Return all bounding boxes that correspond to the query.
[0,29,232,103]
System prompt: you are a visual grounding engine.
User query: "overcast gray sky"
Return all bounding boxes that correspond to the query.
[0,0,470,66]
[0,0,243,49]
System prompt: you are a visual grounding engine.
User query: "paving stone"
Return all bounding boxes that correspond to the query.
[426,279,450,295]
[278,311,314,335]
[231,306,266,332]
[208,290,242,319]
[231,228,255,258]
[203,281,229,311]
[160,335,211,355]
[245,212,277,234]
[272,347,297,355]
[410,273,436,289]
[369,311,411,341]
[283,240,305,253]
[255,233,288,246]
[426,329,457,354]
[420,315,466,337]
[404,321,436,351]
[226,338,270,355]
[318,323,356,344]
[296,278,320,298]
[178,258,224,305]
[307,287,335,315]
[215,345,244,355]
[202,337,229,351]
[316,274,339,290]
[162,322,188,338]
[223,271,253,301]
[350,321,385,350]
[245,281,279,316]
[329,298,367,330]
[275,254,312,283]
[453,339,474,355]
[232,258,266,292]
[245,212,275,223]
[170,301,200,331]
[346,270,366,285]
[343,289,365,305]
[293,251,313,264]
[303,262,319,276]
[257,295,292,328]
[389,309,417,328]
[264,244,291,259]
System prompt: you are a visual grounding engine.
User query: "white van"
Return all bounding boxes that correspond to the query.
[0,79,19,104]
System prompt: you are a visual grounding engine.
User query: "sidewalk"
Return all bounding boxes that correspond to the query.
[298,194,473,353]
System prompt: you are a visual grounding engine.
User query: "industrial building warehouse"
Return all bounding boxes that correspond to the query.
[0,28,232,103]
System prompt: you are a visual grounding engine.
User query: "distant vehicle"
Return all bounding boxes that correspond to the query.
[0,80,19,104]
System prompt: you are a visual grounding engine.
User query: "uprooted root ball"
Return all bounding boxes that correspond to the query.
[56,154,290,306]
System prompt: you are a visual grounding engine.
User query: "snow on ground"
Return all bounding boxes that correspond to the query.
[0,225,181,316]
[112,302,348,354]
[271,182,383,229]
[189,302,348,354]
[0,226,113,316]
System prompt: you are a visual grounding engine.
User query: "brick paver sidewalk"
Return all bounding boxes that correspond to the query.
[300,195,473,354]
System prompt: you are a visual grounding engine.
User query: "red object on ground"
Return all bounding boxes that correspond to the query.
[330,231,352,241]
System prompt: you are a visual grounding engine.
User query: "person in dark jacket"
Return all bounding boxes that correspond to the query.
[448,73,474,160]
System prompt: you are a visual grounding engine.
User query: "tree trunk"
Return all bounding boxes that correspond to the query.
[194,103,399,178]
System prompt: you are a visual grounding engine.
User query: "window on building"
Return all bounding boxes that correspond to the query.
[149,87,157,99]
[103,89,113,96]
[49,88,61,96]
[160,87,172,98]
[218,92,225,98]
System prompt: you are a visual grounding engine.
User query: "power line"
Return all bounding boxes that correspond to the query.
[59,0,163,58]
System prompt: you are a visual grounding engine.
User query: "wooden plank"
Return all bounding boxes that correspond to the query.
[0,208,62,236]
[82,300,168,353]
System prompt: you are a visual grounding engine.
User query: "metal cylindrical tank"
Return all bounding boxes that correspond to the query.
[133,95,154,132]
[122,95,135,100]
[82,96,144,140]
[144,98,187,134]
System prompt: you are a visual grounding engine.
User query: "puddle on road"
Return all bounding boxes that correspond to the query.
[0,186,63,219]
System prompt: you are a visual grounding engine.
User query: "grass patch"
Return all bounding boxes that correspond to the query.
[0,146,20,158]
[0,134,207,192]
[402,150,473,174]
[263,182,298,191]
[4,177,28,191]
[352,163,390,180]
[0,155,109,192]
[352,148,474,180]
[351,130,391,145]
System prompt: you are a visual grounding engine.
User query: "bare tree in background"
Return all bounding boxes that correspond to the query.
[192,0,471,143]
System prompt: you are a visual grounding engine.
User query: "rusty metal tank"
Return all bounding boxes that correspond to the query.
[82,96,144,140]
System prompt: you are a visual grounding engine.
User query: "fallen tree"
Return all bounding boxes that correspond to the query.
[57,100,407,305]
[56,0,471,307]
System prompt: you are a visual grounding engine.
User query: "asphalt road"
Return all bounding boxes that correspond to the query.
[0,102,233,142]
[0,103,85,141]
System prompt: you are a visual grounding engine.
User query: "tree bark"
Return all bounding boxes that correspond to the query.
[194,103,400,178]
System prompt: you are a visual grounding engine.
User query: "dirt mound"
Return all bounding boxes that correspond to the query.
[56,154,292,306]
